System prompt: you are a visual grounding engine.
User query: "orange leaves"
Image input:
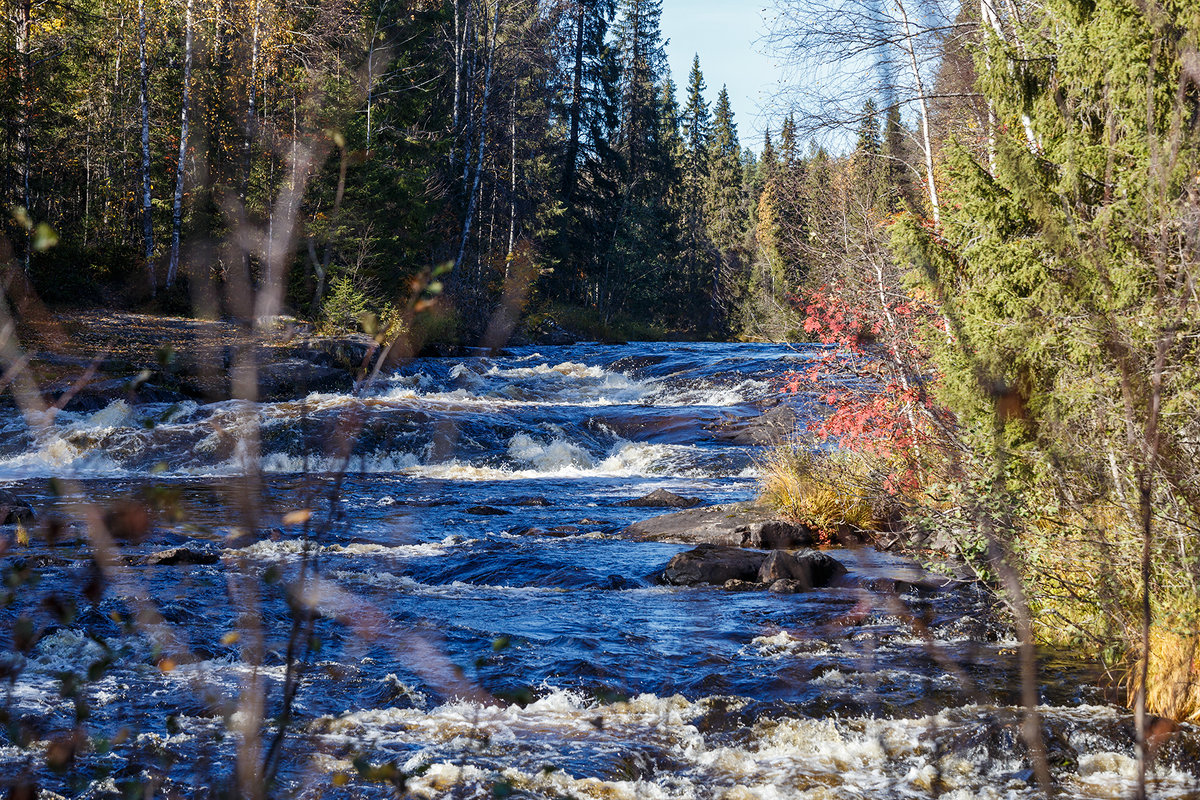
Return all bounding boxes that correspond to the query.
[785,285,955,494]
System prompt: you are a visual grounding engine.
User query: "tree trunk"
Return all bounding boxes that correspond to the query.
[894,0,940,226]
[243,0,261,203]
[506,88,517,272]
[452,0,461,169]
[366,11,383,151]
[139,0,155,293]
[167,0,194,289]
[561,2,586,198]
[15,0,31,273]
[454,1,501,274]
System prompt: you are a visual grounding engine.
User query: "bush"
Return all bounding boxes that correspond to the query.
[319,276,370,335]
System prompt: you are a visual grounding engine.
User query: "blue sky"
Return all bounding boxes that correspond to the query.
[660,1,782,150]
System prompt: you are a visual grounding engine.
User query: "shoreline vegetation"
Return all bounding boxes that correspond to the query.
[0,0,1197,793]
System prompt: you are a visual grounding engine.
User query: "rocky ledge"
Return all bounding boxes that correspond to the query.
[20,312,383,409]
[623,501,817,548]
[630,501,962,595]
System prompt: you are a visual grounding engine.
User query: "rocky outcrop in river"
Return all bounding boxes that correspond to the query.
[658,544,846,591]
[623,501,815,548]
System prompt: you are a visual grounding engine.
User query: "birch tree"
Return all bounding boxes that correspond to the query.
[138,0,154,292]
[766,0,961,223]
[167,0,194,288]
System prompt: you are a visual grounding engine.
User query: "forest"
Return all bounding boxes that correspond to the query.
[0,0,1199,795]
[0,0,784,340]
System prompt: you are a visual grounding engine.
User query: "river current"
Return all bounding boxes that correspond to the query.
[0,342,1196,797]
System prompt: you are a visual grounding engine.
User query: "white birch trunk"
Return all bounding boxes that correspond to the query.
[506,89,516,271]
[15,0,31,272]
[139,0,155,293]
[167,0,194,288]
[454,1,501,273]
[894,0,940,226]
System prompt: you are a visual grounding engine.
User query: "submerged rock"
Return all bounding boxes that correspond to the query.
[465,505,510,516]
[623,502,814,548]
[707,405,798,446]
[617,489,702,508]
[255,360,354,401]
[145,545,220,566]
[0,490,35,524]
[44,377,186,412]
[497,496,553,507]
[722,579,762,592]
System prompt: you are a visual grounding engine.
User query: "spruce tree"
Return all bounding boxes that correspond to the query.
[851,99,882,211]
[879,103,914,212]
[678,54,714,312]
[779,114,798,169]
[705,85,745,254]
[758,129,778,188]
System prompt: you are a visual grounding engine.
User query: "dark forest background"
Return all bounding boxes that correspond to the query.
[0,0,966,343]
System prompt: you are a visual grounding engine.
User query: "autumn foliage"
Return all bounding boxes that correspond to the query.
[783,280,955,495]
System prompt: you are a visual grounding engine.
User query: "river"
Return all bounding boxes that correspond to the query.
[0,341,1196,797]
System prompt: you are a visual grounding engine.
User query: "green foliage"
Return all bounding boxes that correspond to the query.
[890,0,1200,713]
[319,277,370,335]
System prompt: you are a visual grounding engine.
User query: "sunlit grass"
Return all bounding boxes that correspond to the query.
[756,445,881,536]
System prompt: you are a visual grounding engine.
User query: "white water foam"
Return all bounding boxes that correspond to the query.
[307,691,1199,799]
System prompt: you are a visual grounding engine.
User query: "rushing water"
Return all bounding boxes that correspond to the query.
[0,342,1197,798]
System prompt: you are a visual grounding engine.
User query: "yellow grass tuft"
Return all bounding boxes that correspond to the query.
[1127,615,1200,723]
[756,446,880,536]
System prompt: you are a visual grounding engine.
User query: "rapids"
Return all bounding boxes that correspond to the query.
[0,342,1196,798]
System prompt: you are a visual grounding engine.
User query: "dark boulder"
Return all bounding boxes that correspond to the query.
[530,319,579,346]
[45,377,186,412]
[465,506,510,516]
[0,490,34,524]
[659,544,768,586]
[759,549,846,590]
[145,545,221,566]
[256,360,354,401]
[741,520,814,549]
[758,551,799,584]
[617,489,702,509]
[291,335,376,372]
